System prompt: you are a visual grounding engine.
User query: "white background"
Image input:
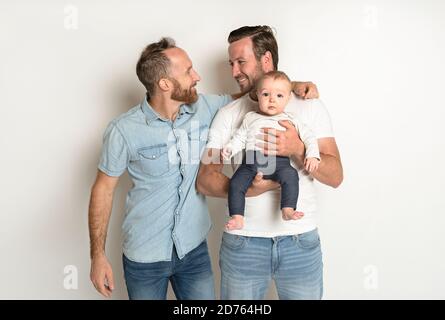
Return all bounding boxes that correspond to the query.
[1,0,444,299]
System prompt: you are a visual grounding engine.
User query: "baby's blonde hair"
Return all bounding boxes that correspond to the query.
[256,70,291,90]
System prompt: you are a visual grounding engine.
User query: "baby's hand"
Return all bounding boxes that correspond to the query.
[304,157,320,173]
[221,147,232,161]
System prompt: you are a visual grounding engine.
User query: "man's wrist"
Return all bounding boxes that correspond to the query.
[90,249,106,261]
[292,140,305,160]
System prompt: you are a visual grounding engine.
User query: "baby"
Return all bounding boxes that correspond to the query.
[222,71,320,230]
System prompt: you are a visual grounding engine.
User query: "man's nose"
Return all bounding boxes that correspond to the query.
[232,64,241,78]
[192,69,201,82]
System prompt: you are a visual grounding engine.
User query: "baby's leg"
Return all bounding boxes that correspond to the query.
[273,162,303,221]
[227,164,257,230]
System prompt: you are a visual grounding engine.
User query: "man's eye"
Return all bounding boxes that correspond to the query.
[239,60,245,65]
[277,94,283,98]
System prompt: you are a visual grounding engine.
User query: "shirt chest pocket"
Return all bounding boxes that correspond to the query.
[187,124,208,162]
[187,124,209,141]
[137,144,169,176]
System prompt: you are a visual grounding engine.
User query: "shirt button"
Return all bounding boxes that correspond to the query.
[179,188,182,193]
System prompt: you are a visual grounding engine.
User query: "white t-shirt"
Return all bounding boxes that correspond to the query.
[225,111,320,160]
[206,93,334,237]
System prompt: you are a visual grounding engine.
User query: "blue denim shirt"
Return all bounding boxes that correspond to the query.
[98,94,232,263]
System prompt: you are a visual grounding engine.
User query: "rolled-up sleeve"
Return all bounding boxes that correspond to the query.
[98,121,129,177]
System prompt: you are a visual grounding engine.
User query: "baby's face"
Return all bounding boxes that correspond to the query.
[257,78,291,116]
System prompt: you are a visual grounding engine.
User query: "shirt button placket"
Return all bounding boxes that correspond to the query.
[172,124,182,223]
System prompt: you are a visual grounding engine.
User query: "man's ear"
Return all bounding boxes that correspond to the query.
[158,78,171,92]
[261,51,274,72]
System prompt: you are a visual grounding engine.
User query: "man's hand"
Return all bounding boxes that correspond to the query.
[90,254,114,298]
[258,120,306,166]
[292,81,319,99]
[246,172,280,197]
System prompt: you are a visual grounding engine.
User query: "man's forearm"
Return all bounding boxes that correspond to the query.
[197,165,280,198]
[197,148,282,199]
[88,187,113,259]
[198,148,230,198]
[311,153,343,188]
[197,167,230,198]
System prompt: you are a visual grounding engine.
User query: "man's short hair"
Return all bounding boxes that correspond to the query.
[136,37,176,98]
[228,25,279,70]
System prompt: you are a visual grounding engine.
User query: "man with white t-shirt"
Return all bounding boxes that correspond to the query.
[197,26,343,299]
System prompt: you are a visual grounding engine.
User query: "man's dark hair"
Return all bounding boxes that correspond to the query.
[228,25,278,70]
[136,37,176,98]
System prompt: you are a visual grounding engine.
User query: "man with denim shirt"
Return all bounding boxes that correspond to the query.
[88,37,319,300]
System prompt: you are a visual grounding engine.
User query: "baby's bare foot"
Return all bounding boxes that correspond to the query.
[226,215,244,230]
[282,208,304,221]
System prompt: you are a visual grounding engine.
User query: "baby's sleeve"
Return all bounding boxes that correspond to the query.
[224,116,250,157]
[295,119,320,160]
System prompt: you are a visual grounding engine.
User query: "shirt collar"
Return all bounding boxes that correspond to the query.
[180,103,196,115]
[141,95,196,124]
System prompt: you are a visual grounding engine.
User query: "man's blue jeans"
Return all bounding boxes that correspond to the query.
[219,229,323,300]
[123,240,215,300]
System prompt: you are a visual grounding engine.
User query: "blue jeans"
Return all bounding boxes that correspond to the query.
[228,150,299,215]
[123,240,215,300]
[219,229,323,300]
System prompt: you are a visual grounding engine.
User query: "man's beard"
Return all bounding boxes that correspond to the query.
[170,78,198,104]
[236,64,263,94]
